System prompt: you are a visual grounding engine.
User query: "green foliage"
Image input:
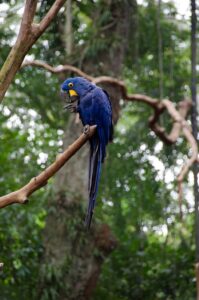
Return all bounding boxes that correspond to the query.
[93,1,194,298]
[0,98,64,299]
[94,103,195,299]
[125,0,190,100]
[0,0,195,299]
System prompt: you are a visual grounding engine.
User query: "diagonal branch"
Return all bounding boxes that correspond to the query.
[0,126,96,209]
[34,0,66,36]
[0,0,66,102]
[0,0,38,101]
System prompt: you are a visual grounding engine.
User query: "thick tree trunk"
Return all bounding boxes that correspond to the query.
[37,1,137,299]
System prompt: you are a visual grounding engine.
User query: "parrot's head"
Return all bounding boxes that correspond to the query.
[60,77,94,103]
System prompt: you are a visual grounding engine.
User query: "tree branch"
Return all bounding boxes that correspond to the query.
[162,99,197,183]
[21,59,198,206]
[0,126,96,209]
[22,60,94,80]
[33,0,66,36]
[0,0,66,102]
[21,0,38,30]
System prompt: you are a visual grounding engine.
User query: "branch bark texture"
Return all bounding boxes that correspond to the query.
[0,0,66,102]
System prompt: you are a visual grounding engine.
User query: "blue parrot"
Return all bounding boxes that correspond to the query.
[61,77,113,228]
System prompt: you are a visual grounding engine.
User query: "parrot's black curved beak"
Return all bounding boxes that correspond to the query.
[60,89,79,103]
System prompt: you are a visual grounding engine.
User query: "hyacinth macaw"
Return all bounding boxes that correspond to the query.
[61,77,113,228]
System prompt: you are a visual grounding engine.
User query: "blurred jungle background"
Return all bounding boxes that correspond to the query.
[0,0,198,299]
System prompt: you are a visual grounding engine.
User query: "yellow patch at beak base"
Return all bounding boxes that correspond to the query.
[69,89,78,97]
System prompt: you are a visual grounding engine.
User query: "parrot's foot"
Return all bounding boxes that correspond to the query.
[83,125,90,135]
[64,103,77,113]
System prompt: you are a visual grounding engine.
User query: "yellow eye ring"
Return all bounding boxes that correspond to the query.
[68,82,73,88]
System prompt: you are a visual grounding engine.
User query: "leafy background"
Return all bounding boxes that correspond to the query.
[0,0,197,299]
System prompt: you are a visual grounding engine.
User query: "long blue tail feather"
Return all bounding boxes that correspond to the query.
[85,133,103,229]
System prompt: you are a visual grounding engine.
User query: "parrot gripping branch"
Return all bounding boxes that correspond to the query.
[0,126,96,209]
[22,60,198,209]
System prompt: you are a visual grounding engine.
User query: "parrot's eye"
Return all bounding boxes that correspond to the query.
[68,82,73,88]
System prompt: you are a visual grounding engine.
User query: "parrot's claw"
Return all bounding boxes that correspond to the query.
[64,104,77,113]
[83,125,90,135]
